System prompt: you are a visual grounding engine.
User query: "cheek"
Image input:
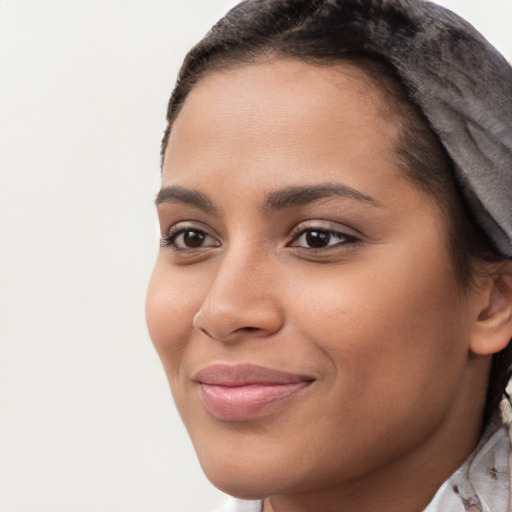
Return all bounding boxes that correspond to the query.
[273,257,469,471]
[145,262,200,375]
[287,248,467,394]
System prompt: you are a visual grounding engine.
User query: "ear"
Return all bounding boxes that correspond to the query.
[470,260,512,356]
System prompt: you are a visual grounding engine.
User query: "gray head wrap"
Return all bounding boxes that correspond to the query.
[337,0,512,257]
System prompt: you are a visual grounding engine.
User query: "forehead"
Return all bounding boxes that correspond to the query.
[184,58,396,112]
[171,59,399,129]
[163,60,404,188]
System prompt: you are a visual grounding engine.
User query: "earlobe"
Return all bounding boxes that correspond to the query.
[470,261,512,356]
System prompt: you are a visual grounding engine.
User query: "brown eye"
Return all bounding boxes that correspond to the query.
[305,230,331,249]
[161,227,220,250]
[290,228,358,250]
[182,230,207,248]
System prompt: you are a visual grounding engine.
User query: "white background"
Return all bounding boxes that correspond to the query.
[1,1,511,511]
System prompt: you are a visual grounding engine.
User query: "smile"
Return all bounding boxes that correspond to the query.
[194,364,315,421]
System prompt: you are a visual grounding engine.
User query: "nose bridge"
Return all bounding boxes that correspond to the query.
[195,241,283,341]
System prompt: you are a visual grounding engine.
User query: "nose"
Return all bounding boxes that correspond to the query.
[192,249,284,343]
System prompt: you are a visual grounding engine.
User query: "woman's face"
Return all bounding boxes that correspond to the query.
[147,60,482,501]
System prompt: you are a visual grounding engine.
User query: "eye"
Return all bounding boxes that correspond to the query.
[160,226,220,250]
[289,228,358,250]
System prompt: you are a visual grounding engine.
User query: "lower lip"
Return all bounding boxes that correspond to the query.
[199,382,311,421]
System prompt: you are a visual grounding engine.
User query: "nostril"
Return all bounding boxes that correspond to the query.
[199,325,258,340]
[193,296,284,341]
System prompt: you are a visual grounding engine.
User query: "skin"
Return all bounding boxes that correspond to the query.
[146,60,499,512]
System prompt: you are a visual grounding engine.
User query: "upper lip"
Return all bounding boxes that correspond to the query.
[193,364,315,386]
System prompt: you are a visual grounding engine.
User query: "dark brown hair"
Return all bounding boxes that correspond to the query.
[161,0,511,422]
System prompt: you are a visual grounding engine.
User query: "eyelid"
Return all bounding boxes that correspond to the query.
[160,221,221,250]
[289,220,361,239]
[162,220,218,237]
[287,220,361,250]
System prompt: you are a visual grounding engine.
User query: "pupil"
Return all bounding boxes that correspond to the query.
[184,230,205,248]
[305,230,330,248]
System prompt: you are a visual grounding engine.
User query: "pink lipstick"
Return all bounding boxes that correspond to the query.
[194,364,314,421]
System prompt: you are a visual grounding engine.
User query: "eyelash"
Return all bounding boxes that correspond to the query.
[288,226,359,251]
[159,224,360,252]
[160,226,220,251]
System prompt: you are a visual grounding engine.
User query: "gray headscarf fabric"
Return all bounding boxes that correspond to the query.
[329,0,512,257]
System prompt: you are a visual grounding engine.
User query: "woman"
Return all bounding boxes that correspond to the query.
[146,0,512,510]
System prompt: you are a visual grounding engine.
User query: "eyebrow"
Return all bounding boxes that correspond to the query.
[155,185,217,212]
[265,183,382,209]
[154,182,382,212]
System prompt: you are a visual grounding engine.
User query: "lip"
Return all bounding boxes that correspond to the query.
[193,364,315,421]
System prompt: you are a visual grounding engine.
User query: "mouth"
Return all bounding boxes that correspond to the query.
[193,364,315,421]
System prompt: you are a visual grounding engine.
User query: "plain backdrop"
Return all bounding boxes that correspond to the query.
[1,1,511,511]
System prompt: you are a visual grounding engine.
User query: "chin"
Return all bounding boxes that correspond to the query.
[202,463,272,500]
[195,440,298,500]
